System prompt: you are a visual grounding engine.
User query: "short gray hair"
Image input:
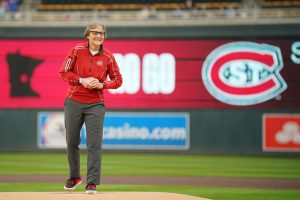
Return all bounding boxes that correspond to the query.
[83,21,107,38]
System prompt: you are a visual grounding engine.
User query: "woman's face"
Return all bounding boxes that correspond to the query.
[87,25,105,48]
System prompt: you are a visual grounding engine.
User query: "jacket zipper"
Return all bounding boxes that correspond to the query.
[89,58,92,73]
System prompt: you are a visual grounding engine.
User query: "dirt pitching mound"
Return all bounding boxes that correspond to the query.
[0,192,210,200]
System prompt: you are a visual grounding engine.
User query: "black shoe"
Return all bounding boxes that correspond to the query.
[85,182,97,194]
[64,177,82,190]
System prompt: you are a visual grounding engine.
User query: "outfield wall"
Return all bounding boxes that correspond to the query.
[0,24,300,155]
[0,109,299,154]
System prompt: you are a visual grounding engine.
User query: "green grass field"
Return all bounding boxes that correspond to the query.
[0,153,299,200]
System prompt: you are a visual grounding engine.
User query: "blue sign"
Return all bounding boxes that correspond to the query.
[38,112,189,150]
[103,112,189,150]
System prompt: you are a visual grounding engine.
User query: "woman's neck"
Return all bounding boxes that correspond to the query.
[89,44,100,51]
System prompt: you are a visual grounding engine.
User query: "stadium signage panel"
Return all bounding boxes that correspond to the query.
[263,114,300,152]
[0,39,299,109]
[37,112,190,150]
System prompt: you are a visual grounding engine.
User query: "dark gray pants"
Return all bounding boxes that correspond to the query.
[64,98,105,185]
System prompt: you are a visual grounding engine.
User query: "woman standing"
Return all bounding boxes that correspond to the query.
[59,21,122,194]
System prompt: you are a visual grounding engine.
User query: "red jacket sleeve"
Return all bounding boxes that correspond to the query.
[104,55,123,89]
[58,47,80,85]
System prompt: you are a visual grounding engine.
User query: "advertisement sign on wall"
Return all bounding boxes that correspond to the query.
[38,112,189,150]
[263,114,300,152]
[1,39,299,108]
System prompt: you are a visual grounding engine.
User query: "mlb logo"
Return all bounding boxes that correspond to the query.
[263,114,300,152]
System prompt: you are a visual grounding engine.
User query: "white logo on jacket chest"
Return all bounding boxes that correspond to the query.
[97,60,103,66]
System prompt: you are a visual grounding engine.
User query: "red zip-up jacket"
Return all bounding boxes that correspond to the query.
[59,42,122,104]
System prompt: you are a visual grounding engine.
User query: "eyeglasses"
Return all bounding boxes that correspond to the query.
[90,31,105,36]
